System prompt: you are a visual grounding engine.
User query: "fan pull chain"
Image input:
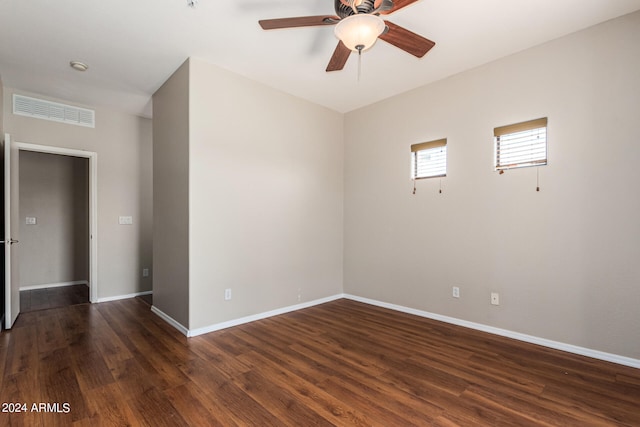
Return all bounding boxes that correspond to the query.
[357,49,362,82]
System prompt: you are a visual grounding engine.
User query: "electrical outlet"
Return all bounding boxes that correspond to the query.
[297,288,302,302]
[452,286,460,298]
[491,292,500,305]
[142,268,149,277]
[224,288,232,301]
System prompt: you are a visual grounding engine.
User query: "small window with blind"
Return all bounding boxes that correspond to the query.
[494,117,547,171]
[411,138,447,179]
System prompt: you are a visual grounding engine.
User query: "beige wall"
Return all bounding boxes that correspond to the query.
[152,58,344,330]
[3,89,153,300]
[0,76,4,324]
[152,60,190,327]
[0,76,4,135]
[19,151,89,287]
[343,12,640,359]
[188,59,344,329]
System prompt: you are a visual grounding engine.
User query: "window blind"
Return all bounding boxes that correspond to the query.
[411,138,447,179]
[494,118,547,170]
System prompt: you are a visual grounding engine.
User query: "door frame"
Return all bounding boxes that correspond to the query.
[17,142,98,303]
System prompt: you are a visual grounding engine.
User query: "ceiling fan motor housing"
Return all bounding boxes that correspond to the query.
[335,0,378,18]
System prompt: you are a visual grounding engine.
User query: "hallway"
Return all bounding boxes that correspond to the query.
[19,284,88,313]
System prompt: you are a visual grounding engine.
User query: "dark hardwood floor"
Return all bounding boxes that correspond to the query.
[1,298,639,426]
[20,284,89,313]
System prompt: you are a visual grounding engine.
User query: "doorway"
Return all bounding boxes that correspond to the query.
[19,150,89,312]
[16,142,98,305]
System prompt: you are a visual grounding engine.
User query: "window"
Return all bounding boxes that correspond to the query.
[494,117,547,171]
[411,138,447,179]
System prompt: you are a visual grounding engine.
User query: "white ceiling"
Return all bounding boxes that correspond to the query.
[1,0,639,118]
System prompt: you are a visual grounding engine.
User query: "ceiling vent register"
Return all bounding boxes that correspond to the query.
[13,94,95,128]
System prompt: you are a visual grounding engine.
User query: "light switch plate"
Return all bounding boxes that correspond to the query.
[119,216,133,225]
[26,217,37,225]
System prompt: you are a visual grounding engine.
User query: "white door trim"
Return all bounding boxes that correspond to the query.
[17,142,98,303]
[4,133,19,329]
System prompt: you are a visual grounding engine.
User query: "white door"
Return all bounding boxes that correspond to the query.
[4,133,20,329]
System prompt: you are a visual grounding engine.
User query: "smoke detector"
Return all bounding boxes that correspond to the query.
[70,61,89,72]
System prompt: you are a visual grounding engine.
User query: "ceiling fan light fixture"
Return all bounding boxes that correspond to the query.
[334,14,385,52]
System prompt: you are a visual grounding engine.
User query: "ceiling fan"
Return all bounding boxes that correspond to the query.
[259,0,435,72]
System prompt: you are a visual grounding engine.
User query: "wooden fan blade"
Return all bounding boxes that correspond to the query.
[326,41,351,72]
[380,0,419,15]
[379,21,435,58]
[259,15,338,30]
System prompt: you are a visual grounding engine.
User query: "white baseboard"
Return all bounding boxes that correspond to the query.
[344,294,640,369]
[151,293,345,338]
[187,294,344,337]
[151,305,189,336]
[20,280,88,291]
[96,290,152,303]
[147,291,639,369]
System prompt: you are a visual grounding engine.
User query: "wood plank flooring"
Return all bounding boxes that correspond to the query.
[1,297,639,426]
[20,285,89,313]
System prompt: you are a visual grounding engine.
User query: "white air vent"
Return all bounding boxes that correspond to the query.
[13,94,95,128]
